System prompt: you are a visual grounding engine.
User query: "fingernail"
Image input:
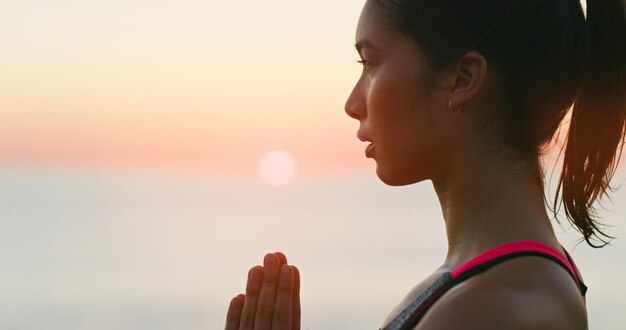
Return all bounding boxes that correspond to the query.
[264,253,277,268]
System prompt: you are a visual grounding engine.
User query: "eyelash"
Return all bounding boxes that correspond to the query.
[356,59,372,70]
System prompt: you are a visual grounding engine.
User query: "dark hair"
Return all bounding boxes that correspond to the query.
[374,0,626,247]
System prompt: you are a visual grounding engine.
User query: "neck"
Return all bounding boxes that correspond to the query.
[432,148,559,269]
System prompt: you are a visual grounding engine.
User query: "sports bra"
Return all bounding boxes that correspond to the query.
[380,240,587,330]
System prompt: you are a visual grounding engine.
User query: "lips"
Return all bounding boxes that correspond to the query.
[357,132,375,158]
[365,142,375,158]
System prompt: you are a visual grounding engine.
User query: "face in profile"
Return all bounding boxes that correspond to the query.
[345,0,459,186]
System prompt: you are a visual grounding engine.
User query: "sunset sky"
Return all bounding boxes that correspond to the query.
[1,0,371,178]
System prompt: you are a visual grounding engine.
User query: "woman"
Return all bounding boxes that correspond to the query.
[225,0,626,328]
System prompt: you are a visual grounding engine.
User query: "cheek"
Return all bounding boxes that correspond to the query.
[368,74,425,139]
[374,79,445,160]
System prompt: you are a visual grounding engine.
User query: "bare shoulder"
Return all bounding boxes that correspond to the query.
[415,256,587,330]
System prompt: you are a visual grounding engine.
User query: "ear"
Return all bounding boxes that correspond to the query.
[448,51,489,111]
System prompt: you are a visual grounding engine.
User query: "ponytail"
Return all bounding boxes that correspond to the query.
[555,0,626,247]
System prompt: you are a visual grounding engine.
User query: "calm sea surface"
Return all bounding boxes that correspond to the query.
[1,167,624,329]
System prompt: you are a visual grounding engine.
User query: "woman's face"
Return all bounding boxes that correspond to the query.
[345,1,458,186]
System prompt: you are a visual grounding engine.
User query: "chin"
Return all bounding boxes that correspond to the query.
[375,165,425,186]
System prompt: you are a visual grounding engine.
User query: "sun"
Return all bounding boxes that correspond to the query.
[257,151,298,186]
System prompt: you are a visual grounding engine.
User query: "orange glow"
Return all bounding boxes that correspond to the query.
[0,0,366,176]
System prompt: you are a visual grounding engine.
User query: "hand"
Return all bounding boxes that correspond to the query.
[225,252,301,330]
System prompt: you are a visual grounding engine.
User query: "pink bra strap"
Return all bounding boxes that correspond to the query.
[451,240,580,289]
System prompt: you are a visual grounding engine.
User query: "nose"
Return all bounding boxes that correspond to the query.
[344,77,366,120]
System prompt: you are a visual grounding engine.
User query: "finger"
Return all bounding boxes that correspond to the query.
[274,251,288,266]
[254,253,281,329]
[239,266,263,330]
[224,294,244,330]
[271,265,293,330]
[291,266,301,330]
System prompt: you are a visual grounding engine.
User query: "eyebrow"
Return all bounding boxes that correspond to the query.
[355,40,378,53]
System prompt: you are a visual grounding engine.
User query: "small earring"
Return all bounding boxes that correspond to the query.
[449,100,461,114]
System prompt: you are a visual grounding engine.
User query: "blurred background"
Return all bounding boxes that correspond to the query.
[2,0,625,329]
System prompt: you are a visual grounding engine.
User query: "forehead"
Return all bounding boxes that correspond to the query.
[355,1,388,46]
[354,1,416,54]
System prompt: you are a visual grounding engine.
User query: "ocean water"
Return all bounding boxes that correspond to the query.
[0,167,624,329]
